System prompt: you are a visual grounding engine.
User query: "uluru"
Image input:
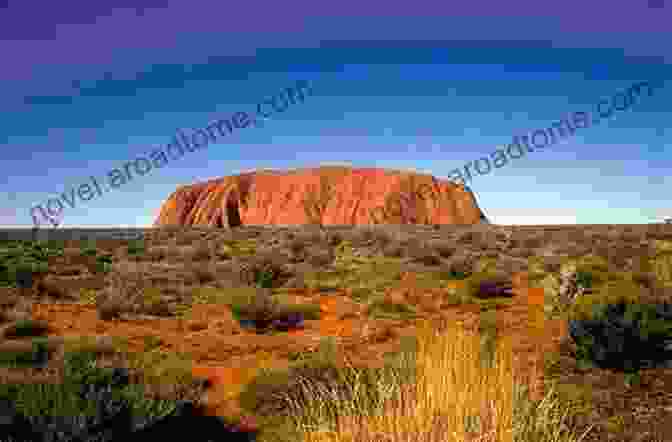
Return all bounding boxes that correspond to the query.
[153,166,490,227]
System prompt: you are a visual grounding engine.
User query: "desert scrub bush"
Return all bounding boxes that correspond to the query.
[304,246,335,268]
[145,245,170,261]
[229,287,281,325]
[2,318,50,339]
[444,253,478,279]
[96,295,128,320]
[0,337,52,367]
[326,231,344,247]
[408,248,443,266]
[437,267,469,281]
[366,298,418,320]
[0,241,60,288]
[35,276,76,299]
[187,240,214,261]
[126,239,146,256]
[238,249,292,288]
[428,239,457,259]
[135,287,174,317]
[381,241,405,258]
[467,271,513,299]
[80,241,98,257]
[568,280,672,372]
[347,226,381,247]
[93,253,113,274]
[0,347,184,440]
[190,265,216,284]
[95,272,144,319]
[264,294,322,320]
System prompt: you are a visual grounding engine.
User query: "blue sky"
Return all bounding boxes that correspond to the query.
[1,0,670,227]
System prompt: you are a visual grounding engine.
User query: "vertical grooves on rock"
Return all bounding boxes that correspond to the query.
[154,168,487,227]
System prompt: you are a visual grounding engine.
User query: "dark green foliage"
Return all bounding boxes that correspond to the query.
[95,254,114,274]
[3,319,50,339]
[569,299,672,372]
[0,338,52,367]
[576,270,594,289]
[255,268,275,289]
[0,240,62,288]
[81,241,98,257]
[239,250,291,289]
[0,347,219,441]
[440,269,468,280]
[127,240,146,255]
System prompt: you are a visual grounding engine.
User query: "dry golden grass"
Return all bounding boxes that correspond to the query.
[275,318,595,442]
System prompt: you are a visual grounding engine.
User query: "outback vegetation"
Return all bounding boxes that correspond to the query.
[1,222,671,441]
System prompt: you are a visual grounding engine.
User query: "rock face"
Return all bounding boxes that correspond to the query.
[154,166,489,227]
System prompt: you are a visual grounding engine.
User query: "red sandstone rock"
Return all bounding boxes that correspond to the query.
[153,166,488,227]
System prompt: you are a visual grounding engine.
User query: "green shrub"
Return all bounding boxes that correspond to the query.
[575,270,594,289]
[94,254,113,274]
[80,242,98,257]
[568,280,672,372]
[569,299,672,372]
[127,240,146,255]
[0,338,52,367]
[568,279,645,321]
[3,319,50,339]
[439,269,468,280]
[1,347,179,432]
[367,299,417,320]
[0,241,61,288]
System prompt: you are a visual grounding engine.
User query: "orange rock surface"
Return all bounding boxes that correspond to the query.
[154,166,488,227]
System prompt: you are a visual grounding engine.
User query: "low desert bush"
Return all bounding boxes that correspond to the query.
[97,296,128,320]
[192,266,217,284]
[445,254,478,279]
[2,319,50,339]
[567,280,672,372]
[0,337,52,367]
[381,242,405,258]
[468,271,514,299]
[127,240,146,256]
[326,232,344,247]
[0,346,196,440]
[409,251,443,267]
[239,250,292,288]
[35,277,74,299]
[189,241,214,261]
[145,245,171,261]
[305,247,335,268]
[96,272,145,320]
[428,240,457,259]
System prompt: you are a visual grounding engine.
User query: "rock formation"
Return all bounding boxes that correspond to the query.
[154,166,489,227]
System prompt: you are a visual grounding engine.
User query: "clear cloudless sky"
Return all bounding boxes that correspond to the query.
[1,0,670,228]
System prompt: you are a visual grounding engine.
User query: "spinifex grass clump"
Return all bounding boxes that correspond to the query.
[269,318,593,442]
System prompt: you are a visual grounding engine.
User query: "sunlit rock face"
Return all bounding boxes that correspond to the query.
[154,166,489,227]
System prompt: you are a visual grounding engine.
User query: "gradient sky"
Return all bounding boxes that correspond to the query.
[1,0,670,228]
